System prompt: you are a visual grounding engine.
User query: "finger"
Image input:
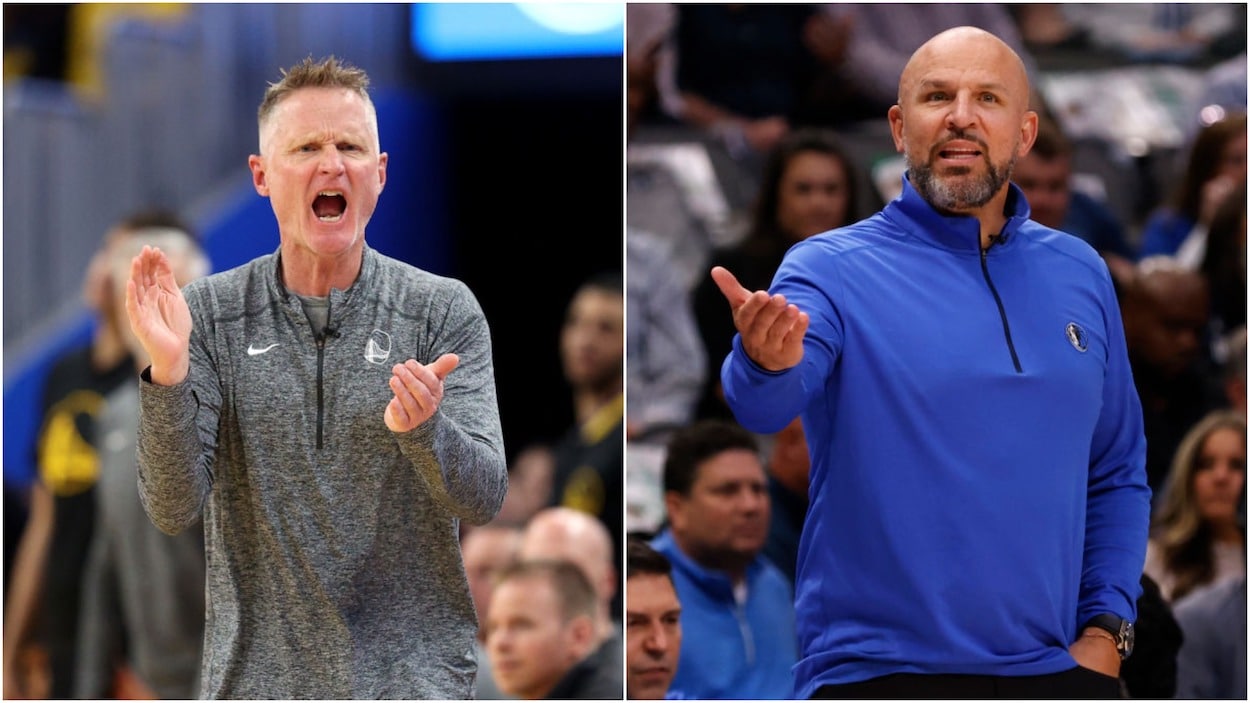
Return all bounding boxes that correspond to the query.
[428,353,460,380]
[389,373,427,419]
[385,397,410,430]
[751,294,794,339]
[710,266,751,309]
[393,362,438,413]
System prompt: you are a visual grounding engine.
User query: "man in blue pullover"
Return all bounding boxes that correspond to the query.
[650,420,797,698]
[711,26,1150,698]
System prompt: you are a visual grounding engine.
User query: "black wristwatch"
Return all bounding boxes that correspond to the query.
[1084,614,1135,660]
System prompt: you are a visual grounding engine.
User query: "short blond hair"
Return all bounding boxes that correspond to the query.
[256,55,374,128]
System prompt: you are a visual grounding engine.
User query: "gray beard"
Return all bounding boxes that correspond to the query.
[905,148,1016,213]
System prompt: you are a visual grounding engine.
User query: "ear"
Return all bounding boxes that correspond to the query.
[377,151,388,193]
[663,491,686,533]
[888,104,905,154]
[249,154,268,197]
[1017,110,1039,159]
[567,614,596,659]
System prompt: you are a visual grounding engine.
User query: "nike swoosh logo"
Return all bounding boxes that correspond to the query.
[247,343,280,356]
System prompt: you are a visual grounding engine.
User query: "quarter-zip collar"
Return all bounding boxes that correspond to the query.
[266,244,380,332]
[886,174,1033,254]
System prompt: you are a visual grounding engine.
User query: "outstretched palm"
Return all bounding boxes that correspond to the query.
[125,245,192,385]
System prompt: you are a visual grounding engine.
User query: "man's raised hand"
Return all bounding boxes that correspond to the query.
[125,245,193,385]
[710,266,808,372]
[384,353,460,433]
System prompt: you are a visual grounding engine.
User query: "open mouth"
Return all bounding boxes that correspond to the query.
[313,191,347,222]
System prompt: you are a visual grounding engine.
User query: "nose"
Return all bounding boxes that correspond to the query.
[319,146,346,174]
[645,624,668,653]
[946,93,976,130]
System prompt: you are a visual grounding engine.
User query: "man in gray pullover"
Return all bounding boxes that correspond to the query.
[123,56,508,698]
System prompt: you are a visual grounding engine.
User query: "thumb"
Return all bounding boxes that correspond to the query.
[710,266,751,309]
[429,353,460,380]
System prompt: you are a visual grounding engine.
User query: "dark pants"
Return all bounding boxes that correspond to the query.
[812,667,1122,699]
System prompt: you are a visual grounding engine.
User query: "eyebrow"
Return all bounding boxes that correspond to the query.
[916,79,1009,94]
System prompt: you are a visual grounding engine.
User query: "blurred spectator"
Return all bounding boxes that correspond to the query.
[1223,327,1247,416]
[625,3,671,130]
[1172,575,1246,698]
[625,538,683,700]
[2,209,190,700]
[651,419,796,699]
[626,228,706,444]
[1193,184,1246,348]
[1121,258,1224,498]
[74,227,210,699]
[519,507,622,650]
[485,560,622,700]
[495,443,555,527]
[1056,4,1243,64]
[692,127,859,421]
[1010,4,1091,52]
[652,5,852,158]
[1139,112,1246,259]
[1145,410,1246,603]
[549,273,624,589]
[462,523,522,700]
[820,3,1040,120]
[1011,113,1136,262]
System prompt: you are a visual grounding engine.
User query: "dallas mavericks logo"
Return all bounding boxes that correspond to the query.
[1065,322,1088,352]
[364,330,392,364]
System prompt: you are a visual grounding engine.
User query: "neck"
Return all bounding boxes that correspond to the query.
[573,385,621,426]
[280,243,364,296]
[91,325,128,372]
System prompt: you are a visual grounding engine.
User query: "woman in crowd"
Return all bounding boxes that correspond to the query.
[1145,410,1246,603]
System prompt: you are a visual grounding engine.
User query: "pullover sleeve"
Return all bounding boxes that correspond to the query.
[721,243,843,433]
[1077,267,1151,629]
[136,288,219,536]
[393,280,507,525]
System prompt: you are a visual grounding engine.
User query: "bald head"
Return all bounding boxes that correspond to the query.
[519,507,616,610]
[889,26,1038,225]
[899,27,1030,107]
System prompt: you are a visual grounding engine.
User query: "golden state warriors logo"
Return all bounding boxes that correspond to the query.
[364,329,391,364]
[38,390,106,496]
[1065,322,1088,352]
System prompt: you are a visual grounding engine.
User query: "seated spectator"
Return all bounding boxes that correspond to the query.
[820,3,1040,120]
[1056,3,1243,64]
[549,273,624,581]
[519,507,622,650]
[651,5,853,157]
[625,538,683,700]
[1145,410,1246,603]
[1011,114,1136,262]
[627,228,707,445]
[1121,258,1224,497]
[1193,185,1246,348]
[485,560,621,700]
[1139,112,1246,259]
[1172,575,1247,698]
[461,523,522,700]
[650,419,796,699]
[693,127,859,420]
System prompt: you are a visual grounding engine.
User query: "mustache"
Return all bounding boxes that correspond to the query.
[932,131,989,156]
